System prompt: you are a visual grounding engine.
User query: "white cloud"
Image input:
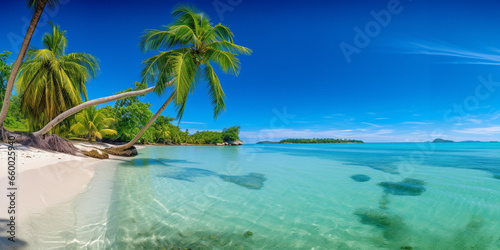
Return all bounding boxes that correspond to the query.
[323,113,344,118]
[403,41,500,65]
[463,118,482,124]
[452,126,500,135]
[361,122,382,127]
[375,117,389,120]
[491,112,500,121]
[402,121,433,125]
[374,129,394,135]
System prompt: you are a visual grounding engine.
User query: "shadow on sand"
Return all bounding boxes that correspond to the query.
[0,219,28,249]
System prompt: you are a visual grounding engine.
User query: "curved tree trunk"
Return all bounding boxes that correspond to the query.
[33,79,174,136]
[113,92,175,151]
[0,0,48,127]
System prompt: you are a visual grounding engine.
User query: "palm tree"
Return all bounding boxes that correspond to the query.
[0,0,60,130]
[70,106,117,142]
[16,22,99,132]
[31,80,173,136]
[113,5,251,150]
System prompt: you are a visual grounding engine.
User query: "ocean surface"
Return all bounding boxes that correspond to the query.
[27,143,500,249]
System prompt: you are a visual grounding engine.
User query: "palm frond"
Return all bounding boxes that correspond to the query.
[207,24,234,43]
[138,5,251,123]
[206,41,252,55]
[43,21,67,57]
[26,0,60,11]
[170,52,197,103]
[204,62,226,118]
[15,24,98,131]
[139,29,186,52]
[171,5,201,32]
[204,48,241,75]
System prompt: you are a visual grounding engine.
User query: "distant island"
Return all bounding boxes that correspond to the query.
[432,138,495,143]
[256,141,281,144]
[281,138,363,143]
[256,138,364,144]
[433,138,454,143]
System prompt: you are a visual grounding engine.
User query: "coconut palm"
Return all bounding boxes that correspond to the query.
[0,0,60,130]
[31,80,172,136]
[16,22,99,132]
[112,5,251,150]
[70,106,117,142]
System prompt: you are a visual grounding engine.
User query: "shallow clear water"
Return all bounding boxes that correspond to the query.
[36,143,500,249]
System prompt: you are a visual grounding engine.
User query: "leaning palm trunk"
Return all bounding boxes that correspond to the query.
[32,80,174,136]
[113,92,175,151]
[0,0,48,128]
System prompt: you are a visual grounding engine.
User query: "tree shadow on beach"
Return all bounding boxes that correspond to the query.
[0,218,28,249]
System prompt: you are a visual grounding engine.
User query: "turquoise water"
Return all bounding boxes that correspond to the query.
[39,143,500,249]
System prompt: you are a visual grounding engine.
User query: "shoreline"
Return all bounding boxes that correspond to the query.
[0,143,119,247]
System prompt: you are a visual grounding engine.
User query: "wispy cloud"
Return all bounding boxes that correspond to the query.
[452,126,500,135]
[491,112,500,121]
[323,113,344,118]
[361,122,382,128]
[402,121,433,125]
[401,41,500,65]
[375,117,389,120]
[374,129,394,135]
[463,118,483,124]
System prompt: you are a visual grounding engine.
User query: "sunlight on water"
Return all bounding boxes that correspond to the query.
[27,143,500,249]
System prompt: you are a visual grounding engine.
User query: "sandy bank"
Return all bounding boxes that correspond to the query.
[0,143,111,248]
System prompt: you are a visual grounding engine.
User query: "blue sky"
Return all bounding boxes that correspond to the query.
[2,0,500,142]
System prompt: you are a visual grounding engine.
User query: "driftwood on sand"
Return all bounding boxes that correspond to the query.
[2,128,138,157]
[23,134,79,155]
[102,146,138,157]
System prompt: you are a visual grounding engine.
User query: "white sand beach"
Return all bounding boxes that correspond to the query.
[0,143,122,248]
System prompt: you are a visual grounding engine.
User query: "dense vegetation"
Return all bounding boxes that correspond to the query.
[16,22,98,132]
[280,138,363,143]
[2,67,241,144]
[0,4,247,153]
[3,88,240,145]
[1,51,28,131]
[0,51,12,105]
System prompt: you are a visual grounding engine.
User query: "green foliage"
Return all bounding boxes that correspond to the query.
[280,138,364,143]
[70,106,117,142]
[140,5,251,120]
[222,125,240,142]
[26,0,60,10]
[4,95,28,132]
[114,81,146,108]
[45,92,241,145]
[191,130,223,144]
[95,97,240,144]
[0,51,12,104]
[114,102,153,142]
[15,22,99,132]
